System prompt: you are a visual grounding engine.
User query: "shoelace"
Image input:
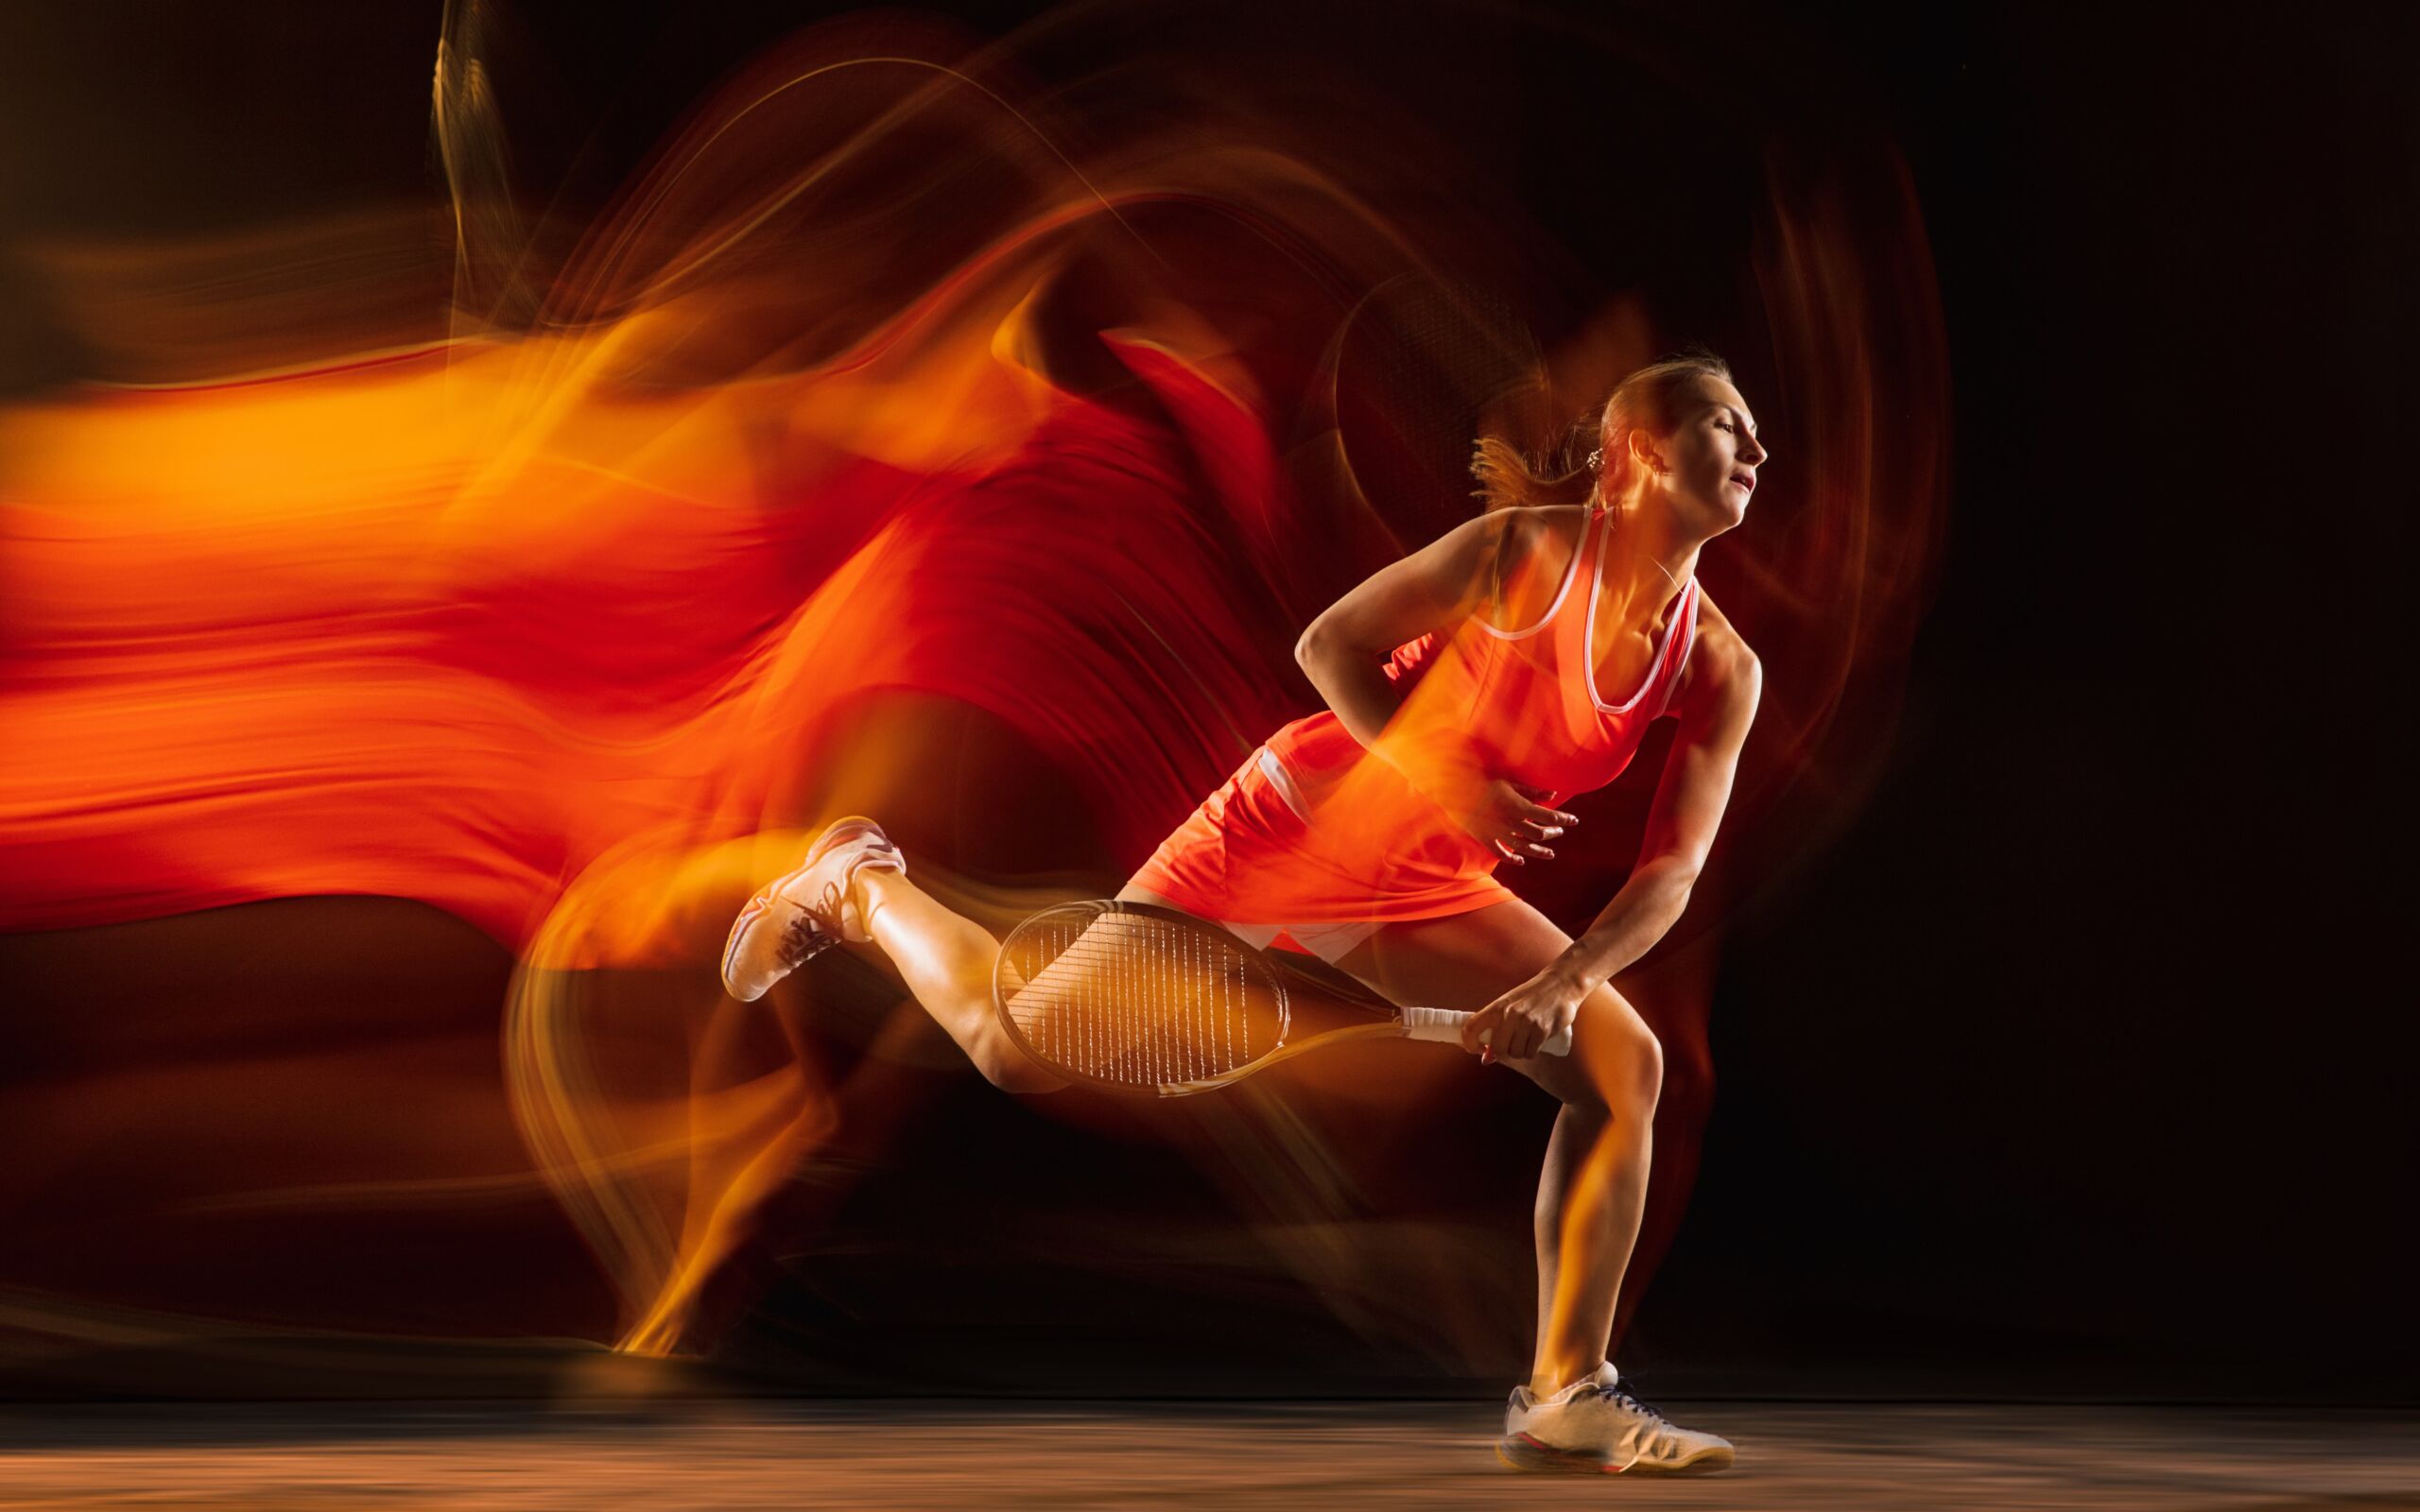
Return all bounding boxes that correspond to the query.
[777,911,824,965]
[1604,1384,1667,1423]
[1593,1383,1677,1472]
[789,878,856,957]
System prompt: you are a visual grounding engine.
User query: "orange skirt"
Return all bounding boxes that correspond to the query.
[1128,717,1518,938]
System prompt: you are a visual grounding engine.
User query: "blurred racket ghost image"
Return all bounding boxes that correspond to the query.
[0,1,2411,1505]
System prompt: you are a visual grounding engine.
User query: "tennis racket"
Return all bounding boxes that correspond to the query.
[992,899,1572,1097]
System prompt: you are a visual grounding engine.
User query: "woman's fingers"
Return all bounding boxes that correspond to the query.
[1478,785,1574,865]
[1502,1013,1545,1059]
[1459,1005,1500,1056]
[1492,836,1554,861]
[1511,795,1580,829]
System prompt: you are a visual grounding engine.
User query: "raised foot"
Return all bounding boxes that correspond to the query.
[718,816,904,1001]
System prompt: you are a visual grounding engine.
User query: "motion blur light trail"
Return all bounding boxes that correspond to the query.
[0,6,1945,1376]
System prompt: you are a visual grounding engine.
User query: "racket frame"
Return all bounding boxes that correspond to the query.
[990,899,1565,1099]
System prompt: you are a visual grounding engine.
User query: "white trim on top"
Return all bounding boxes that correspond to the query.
[1649,581,1703,720]
[1257,746,1311,820]
[1584,515,1697,714]
[1472,506,1598,642]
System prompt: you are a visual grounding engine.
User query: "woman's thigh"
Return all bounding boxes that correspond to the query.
[1333,900,1661,1109]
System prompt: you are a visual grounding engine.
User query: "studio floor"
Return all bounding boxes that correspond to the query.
[0,1400,2411,1509]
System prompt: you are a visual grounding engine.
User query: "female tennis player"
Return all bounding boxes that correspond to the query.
[722,353,1765,1475]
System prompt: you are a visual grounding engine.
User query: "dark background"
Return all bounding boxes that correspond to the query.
[0,1,2410,1400]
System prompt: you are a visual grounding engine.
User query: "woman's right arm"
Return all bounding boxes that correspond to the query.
[1292,510,1575,864]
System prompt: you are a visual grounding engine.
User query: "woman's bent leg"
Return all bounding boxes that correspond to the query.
[1335,900,1664,1399]
[854,868,1066,1094]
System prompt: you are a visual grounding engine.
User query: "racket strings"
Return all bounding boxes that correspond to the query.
[1000,911,1284,1088]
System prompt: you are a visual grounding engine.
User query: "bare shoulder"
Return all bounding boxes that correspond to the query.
[1498,504,1588,558]
[1672,586,1762,723]
[1478,506,1589,627]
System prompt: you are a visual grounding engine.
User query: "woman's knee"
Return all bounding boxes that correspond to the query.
[973,1037,1069,1096]
[1574,995,1663,1114]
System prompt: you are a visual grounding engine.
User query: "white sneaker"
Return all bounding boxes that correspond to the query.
[1498,1366,1735,1475]
[718,816,905,1001]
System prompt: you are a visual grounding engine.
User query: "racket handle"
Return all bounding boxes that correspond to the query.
[1398,1005,1573,1057]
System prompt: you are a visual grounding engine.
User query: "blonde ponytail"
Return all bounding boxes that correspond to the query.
[1470,351,1733,514]
[1469,430,1598,511]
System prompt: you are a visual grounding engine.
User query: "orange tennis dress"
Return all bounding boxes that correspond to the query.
[1131,505,1701,942]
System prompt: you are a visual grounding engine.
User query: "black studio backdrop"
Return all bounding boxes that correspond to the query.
[0,1,2411,1400]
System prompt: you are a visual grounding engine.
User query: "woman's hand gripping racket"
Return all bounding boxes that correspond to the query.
[993,900,1572,1098]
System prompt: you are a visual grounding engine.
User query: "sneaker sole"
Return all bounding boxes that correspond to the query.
[1496,1432,1735,1476]
[720,899,768,998]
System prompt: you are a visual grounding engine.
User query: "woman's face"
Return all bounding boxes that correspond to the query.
[1642,375,1767,532]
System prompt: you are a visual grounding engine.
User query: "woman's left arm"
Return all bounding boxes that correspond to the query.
[1563,625,1761,988]
[1463,622,1762,1060]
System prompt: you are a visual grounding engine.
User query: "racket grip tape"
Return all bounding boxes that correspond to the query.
[1398,1005,1573,1057]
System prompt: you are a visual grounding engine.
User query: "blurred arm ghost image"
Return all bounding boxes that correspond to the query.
[0,1,1945,1426]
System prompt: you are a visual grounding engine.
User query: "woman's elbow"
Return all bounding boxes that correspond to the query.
[1648,850,1705,895]
[1294,622,1335,675]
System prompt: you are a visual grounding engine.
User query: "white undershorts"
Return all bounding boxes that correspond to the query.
[1120,886,1381,967]
[1214,916,1382,967]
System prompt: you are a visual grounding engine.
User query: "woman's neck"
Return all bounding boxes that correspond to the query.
[1597,505,1702,622]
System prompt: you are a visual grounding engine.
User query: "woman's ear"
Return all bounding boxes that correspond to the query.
[1626,427,1667,475]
